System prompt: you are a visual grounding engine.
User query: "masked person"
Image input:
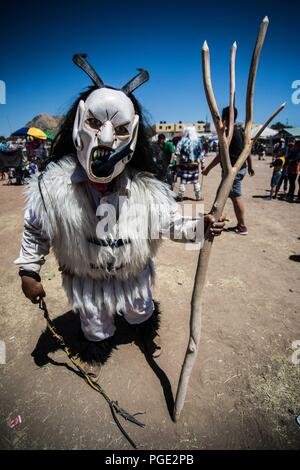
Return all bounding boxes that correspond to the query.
[174,127,205,202]
[15,54,224,380]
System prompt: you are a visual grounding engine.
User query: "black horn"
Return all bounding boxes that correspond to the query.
[72,53,105,88]
[122,69,149,95]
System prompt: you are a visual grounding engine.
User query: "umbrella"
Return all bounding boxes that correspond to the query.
[12,127,47,140]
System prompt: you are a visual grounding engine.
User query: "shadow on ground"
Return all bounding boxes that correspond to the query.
[31,301,175,420]
[289,254,300,263]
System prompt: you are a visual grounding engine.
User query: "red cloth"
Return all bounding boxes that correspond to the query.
[88,180,109,193]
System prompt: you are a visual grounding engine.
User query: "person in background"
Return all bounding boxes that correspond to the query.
[28,160,37,175]
[202,106,254,235]
[286,140,300,202]
[212,140,218,153]
[173,126,205,201]
[35,140,48,171]
[268,149,285,200]
[151,133,166,178]
[257,142,266,160]
[166,135,181,189]
[276,141,294,197]
[7,168,14,185]
[25,138,35,160]
[272,138,285,162]
[15,165,23,185]
[162,137,175,174]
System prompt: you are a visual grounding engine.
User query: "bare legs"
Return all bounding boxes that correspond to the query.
[230,195,246,228]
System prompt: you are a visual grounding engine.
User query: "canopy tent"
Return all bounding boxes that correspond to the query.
[251,126,278,140]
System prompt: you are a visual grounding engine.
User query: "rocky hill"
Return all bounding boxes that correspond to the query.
[26,113,63,135]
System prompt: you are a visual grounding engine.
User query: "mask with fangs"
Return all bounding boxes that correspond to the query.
[72,54,149,183]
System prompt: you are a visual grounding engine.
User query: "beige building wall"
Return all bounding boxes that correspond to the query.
[155,122,210,133]
[155,123,175,132]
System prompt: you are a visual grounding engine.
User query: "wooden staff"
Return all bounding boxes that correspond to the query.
[174,17,285,421]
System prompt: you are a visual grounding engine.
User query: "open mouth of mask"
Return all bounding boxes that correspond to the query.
[91,145,114,162]
[90,142,132,178]
[90,146,114,178]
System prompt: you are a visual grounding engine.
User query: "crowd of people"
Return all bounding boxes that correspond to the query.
[151,107,300,237]
[2,117,300,216]
[0,138,49,185]
[268,139,300,202]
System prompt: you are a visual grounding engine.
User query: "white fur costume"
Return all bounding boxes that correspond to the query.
[15,155,202,340]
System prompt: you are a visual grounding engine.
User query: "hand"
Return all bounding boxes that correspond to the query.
[204,214,225,236]
[21,276,46,304]
[202,167,209,176]
[248,167,255,176]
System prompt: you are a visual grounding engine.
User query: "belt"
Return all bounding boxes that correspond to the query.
[88,237,131,248]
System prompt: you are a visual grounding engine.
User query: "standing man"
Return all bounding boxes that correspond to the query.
[152,133,175,182]
[151,133,166,179]
[286,140,300,202]
[202,106,254,235]
[162,137,175,171]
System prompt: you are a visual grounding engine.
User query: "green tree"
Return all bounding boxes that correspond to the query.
[271,121,292,131]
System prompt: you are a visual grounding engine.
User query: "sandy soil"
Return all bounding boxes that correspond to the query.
[0,155,299,450]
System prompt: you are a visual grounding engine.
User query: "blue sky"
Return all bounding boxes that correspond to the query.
[0,0,299,137]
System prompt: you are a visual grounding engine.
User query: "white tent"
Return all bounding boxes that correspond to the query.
[251,126,278,139]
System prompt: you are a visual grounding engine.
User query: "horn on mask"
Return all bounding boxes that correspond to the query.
[72,53,105,88]
[121,68,149,95]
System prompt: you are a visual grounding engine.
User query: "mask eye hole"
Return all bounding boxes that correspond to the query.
[86,117,102,129]
[115,125,129,136]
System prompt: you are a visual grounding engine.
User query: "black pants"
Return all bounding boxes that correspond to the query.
[287,174,297,200]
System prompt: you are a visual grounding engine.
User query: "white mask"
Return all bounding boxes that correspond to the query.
[71,54,149,183]
[73,88,139,183]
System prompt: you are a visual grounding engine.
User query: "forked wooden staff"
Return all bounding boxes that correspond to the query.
[174,16,285,421]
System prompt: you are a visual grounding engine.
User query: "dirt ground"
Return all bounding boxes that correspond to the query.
[0,155,299,450]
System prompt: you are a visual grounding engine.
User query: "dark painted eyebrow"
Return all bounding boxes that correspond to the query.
[115,121,130,128]
[88,110,101,120]
[110,110,119,120]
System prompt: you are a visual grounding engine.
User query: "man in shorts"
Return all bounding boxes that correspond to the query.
[202,106,254,235]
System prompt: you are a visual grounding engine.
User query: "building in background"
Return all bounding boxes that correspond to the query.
[155,121,211,139]
[276,127,300,140]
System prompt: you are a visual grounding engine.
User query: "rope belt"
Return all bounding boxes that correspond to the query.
[38,299,145,449]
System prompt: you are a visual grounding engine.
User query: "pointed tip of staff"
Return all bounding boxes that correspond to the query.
[281,102,287,108]
[202,40,209,51]
[232,41,237,48]
[263,15,269,23]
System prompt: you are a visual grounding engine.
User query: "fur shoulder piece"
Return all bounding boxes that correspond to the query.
[24,155,82,241]
[129,168,176,209]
